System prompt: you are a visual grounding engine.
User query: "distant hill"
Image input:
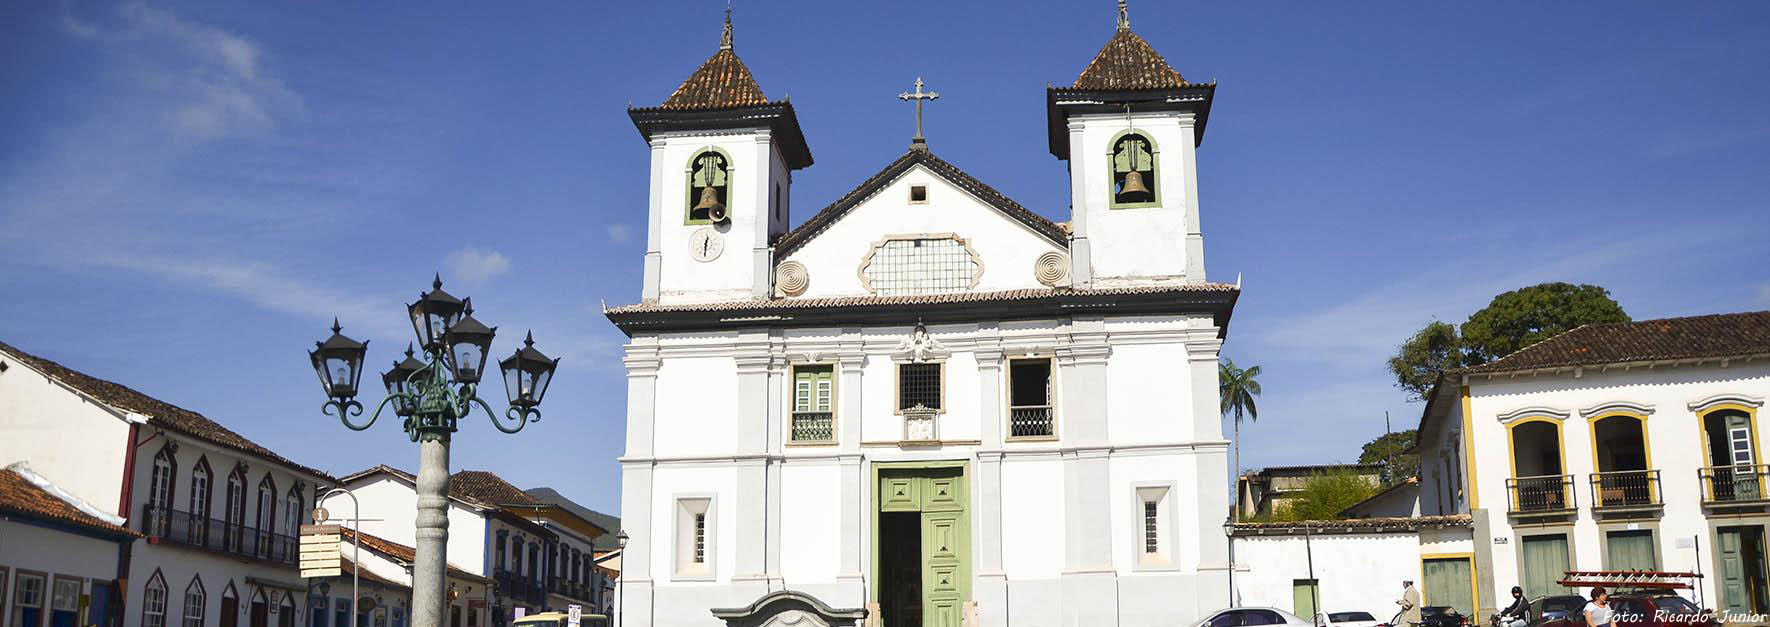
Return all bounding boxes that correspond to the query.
[525,487,622,551]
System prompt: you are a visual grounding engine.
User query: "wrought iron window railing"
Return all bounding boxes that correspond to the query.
[1699,464,1770,504]
[1008,406,1054,438]
[138,504,296,565]
[1589,470,1660,509]
[790,411,834,442]
[493,570,545,606]
[1505,474,1575,513]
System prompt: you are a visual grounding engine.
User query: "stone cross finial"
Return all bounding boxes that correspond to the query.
[720,1,733,50]
[897,77,940,149]
[1117,0,1130,29]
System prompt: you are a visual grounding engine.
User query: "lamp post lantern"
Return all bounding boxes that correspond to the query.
[1222,518,1237,608]
[310,274,559,627]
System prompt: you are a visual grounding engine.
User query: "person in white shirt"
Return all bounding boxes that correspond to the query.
[1583,587,1612,627]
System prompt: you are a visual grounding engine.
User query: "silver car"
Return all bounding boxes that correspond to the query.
[1197,607,1316,627]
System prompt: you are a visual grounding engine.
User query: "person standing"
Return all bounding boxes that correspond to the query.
[1584,587,1612,627]
[1397,580,1423,627]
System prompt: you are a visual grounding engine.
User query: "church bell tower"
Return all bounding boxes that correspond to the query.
[1047,1,1215,288]
[629,9,813,304]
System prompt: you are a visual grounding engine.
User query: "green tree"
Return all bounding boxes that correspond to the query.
[1220,359,1261,517]
[1387,321,1467,402]
[1359,430,1421,485]
[1460,282,1630,364]
[1387,282,1629,399]
[1273,468,1380,521]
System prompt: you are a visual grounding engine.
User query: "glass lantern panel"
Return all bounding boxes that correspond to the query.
[453,344,484,381]
[504,366,523,404]
[324,357,355,395]
[529,368,553,401]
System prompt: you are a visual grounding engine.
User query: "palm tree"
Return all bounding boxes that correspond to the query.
[1219,359,1262,519]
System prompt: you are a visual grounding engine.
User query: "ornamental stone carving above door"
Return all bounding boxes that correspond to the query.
[710,591,868,627]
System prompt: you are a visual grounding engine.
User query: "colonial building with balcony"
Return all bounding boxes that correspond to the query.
[0,340,333,627]
[1415,311,1770,616]
[326,468,609,625]
[300,528,491,627]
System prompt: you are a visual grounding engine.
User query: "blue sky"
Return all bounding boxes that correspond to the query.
[3,1,1768,517]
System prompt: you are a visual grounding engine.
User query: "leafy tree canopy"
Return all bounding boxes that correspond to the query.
[1270,468,1380,522]
[1359,430,1420,486]
[1387,282,1628,400]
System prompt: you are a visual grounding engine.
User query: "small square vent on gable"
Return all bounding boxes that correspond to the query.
[909,185,928,204]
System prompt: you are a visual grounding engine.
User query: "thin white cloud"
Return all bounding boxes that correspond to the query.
[605,224,633,243]
[74,251,403,338]
[445,248,513,286]
[1247,225,1736,371]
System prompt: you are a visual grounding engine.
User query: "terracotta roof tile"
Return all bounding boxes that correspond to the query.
[340,527,488,583]
[0,468,140,539]
[659,48,771,111]
[449,470,542,507]
[605,283,1238,315]
[0,340,331,481]
[1230,514,1470,535]
[1073,26,1187,91]
[1458,310,1770,375]
[773,148,1068,259]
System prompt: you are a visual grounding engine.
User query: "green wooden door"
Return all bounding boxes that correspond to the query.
[1292,580,1320,621]
[1719,528,1748,613]
[1605,530,1657,571]
[1520,535,1571,599]
[1424,558,1474,618]
[875,466,970,627]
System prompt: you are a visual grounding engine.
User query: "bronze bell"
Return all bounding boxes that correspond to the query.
[1118,170,1152,201]
[693,186,728,222]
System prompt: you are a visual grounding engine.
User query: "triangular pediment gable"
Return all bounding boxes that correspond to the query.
[773,149,1068,259]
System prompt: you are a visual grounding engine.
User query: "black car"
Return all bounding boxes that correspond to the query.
[1527,595,1587,627]
[1421,606,1468,627]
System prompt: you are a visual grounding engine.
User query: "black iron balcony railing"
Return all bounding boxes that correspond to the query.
[790,411,834,443]
[1699,464,1770,504]
[139,504,296,565]
[1589,470,1661,509]
[493,570,545,606]
[1009,406,1054,438]
[1506,474,1576,514]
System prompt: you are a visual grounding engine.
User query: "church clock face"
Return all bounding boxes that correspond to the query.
[689,227,724,262]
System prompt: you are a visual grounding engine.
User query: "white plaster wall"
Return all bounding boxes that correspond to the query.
[1070,112,1196,283]
[1109,453,1202,575]
[778,462,842,583]
[999,457,1065,580]
[324,476,491,576]
[127,431,326,540]
[651,356,740,457]
[0,351,133,511]
[651,130,790,304]
[1105,342,1195,443]
[648,465,738,584]
[860,356,900,443]
[1447,362,1770,610]
[779,163,1066,299]
[0,519,120,579]
[1232,532,1425,620]
[126,541,311,627]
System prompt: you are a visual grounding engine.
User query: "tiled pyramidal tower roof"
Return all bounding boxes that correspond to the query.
[1073,1,1188,90]
[658,8,771,111]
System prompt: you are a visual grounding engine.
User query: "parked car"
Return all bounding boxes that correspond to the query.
[1528,592,1713,627]
[1320,611,1381,627]
[1527,594,1587,627]
[1608,593,1715,627]
[1197,607,1315,627]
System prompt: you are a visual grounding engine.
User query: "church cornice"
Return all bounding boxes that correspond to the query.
[604,284,1238,338]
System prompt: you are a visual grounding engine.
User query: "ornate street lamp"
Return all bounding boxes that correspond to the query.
[309,275,559,627]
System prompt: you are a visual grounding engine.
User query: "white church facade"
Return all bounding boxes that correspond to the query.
[605,5,1239,627]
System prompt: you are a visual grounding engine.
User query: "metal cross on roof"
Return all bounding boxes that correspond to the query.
[898,77,940,149]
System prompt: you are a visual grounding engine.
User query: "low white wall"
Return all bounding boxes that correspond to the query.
[1232,532,1422,621]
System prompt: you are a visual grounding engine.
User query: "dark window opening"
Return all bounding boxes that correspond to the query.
[909,185,928,203]
[898,363,941,412]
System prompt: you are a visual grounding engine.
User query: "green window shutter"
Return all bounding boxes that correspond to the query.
[795,367,832,412]
[1520,534,1572,598]
[1606,530,1657,571]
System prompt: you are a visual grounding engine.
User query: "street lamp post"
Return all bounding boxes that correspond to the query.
[1222,519,1237,608]
[310,276,560,627]
[615,531,628,627]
